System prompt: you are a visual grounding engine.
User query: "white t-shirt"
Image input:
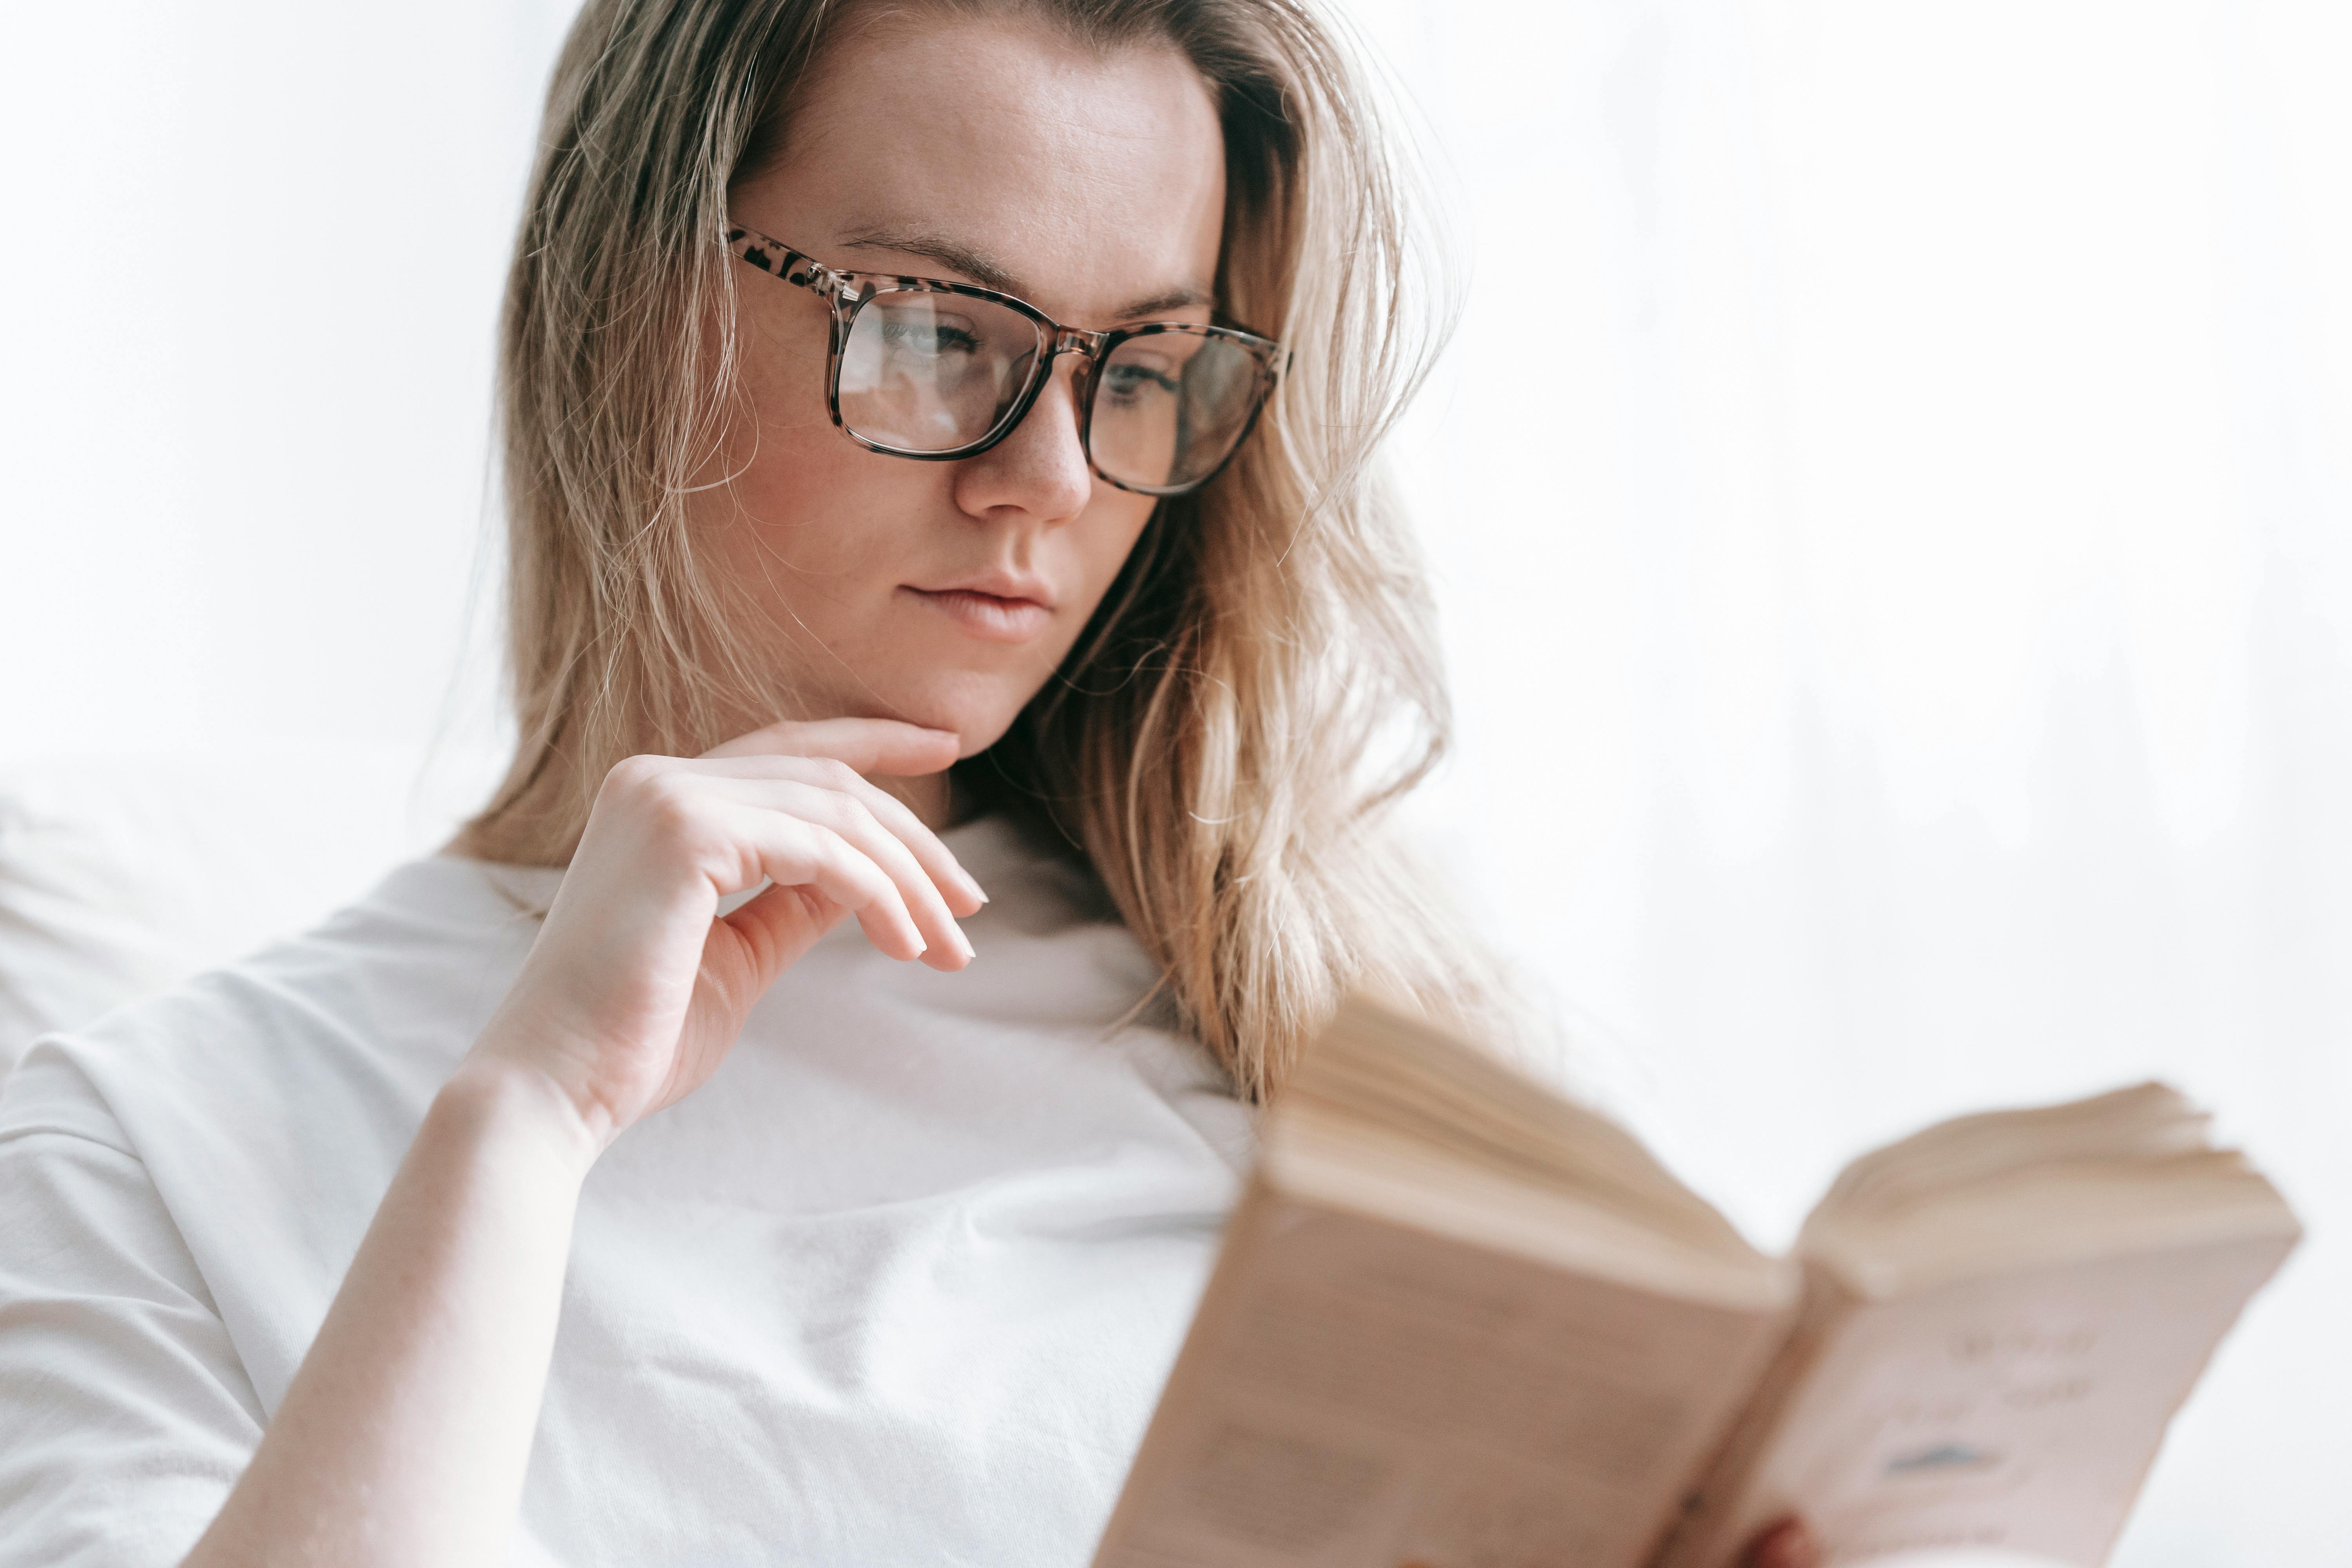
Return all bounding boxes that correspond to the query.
[0,814,1254,1567]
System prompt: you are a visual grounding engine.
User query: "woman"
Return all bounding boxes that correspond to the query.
[0,0,1812,1563]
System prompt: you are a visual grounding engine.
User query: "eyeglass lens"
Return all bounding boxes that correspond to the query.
[835,292,1264,493]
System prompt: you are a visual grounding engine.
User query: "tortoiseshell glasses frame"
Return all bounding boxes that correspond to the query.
[726,225,1285,498]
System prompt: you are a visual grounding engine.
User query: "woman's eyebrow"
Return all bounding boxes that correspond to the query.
[839,226,1024,293]
[1114,283,1217,319]
[836,224,1213,321]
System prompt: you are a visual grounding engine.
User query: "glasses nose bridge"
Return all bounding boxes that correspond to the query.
[1030,325,1112,424]
[1045,324,1110,368]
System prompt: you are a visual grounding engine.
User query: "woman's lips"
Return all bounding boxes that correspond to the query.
[901,586,1053,642]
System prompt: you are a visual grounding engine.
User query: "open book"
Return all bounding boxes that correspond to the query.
[1094,997,2301,1568]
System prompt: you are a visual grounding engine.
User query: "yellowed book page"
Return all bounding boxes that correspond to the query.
[1095,1181,1792,1568]
[1659,1235,2297,1568]
[1269,1102,1797,1314]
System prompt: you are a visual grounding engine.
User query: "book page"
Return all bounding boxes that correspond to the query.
[1659,1234,2298,1567]
[1094,1181,1793,1568]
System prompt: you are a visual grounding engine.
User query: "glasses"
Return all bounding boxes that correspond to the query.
[727,226,1283,497]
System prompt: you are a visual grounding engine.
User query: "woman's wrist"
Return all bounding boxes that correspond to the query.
[436,1050,609,1185]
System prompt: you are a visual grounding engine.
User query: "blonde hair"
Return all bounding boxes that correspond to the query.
[463,0,1518,1098]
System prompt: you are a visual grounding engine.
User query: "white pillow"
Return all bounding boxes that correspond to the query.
[0,743,494,1074]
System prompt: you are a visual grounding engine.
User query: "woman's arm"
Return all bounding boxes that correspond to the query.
[184,717,984,1568]
[182,1061,592,1566]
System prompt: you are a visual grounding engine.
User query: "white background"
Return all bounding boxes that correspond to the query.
[2,2,2345,1563]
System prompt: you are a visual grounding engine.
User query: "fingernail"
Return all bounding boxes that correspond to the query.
[955,927,977,960]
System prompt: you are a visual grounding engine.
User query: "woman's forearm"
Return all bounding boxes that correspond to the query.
[180,730,978,1565]
[184,1058,597,1568]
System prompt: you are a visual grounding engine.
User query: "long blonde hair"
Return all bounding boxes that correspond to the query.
[463,0,1516,1098]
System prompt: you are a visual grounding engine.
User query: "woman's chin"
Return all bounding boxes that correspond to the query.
[853,676,1033,760]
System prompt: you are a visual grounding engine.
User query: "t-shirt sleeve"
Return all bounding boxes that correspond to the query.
[0,1044,266,1566]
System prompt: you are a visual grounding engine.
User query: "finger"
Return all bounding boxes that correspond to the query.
[726,809,928,962]
[718,881,849,980]
[704,717,961,776]
[680,755,987,915]
[710,777,973,970]
[1739,1517,1820,1568]
[801,764,987,918]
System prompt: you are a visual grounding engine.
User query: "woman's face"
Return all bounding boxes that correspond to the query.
[706,15,1228,759]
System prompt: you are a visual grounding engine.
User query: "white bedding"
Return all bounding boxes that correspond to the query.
[0,744,477,1071]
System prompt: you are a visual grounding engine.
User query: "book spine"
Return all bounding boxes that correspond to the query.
[1648,1265,1858,1568]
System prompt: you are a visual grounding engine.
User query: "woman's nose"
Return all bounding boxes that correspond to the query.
[949,357,1094,526]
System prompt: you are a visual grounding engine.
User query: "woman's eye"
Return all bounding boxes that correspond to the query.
[1102,362,1181,401]
[878,315,981,358]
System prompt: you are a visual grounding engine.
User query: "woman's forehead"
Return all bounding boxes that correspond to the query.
[749,13,1227,321]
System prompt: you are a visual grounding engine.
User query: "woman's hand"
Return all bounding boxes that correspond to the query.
[468,717,986,1150]
[185,717,981,1568]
